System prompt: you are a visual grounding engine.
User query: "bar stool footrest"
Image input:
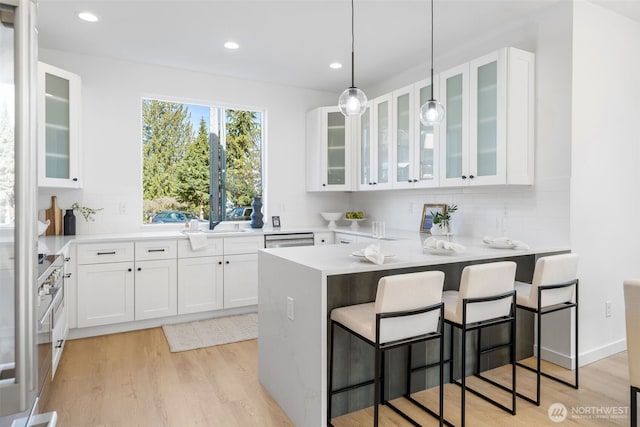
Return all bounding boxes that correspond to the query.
[451,379,516,415]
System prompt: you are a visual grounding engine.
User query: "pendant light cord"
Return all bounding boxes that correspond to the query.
[430,0,435,101]
[351,0,355,88]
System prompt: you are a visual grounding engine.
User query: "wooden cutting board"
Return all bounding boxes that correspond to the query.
[45,196,63,236]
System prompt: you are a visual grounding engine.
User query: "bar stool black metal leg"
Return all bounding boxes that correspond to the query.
[374,342,381,426]
[537,311,542,406]
[439,331,445,427]
[632,386,638,427]
[461,323,466,427]
[511,305,517,414]
[449,322,455,383]
[328,320,335,425]
[575,287,579,389]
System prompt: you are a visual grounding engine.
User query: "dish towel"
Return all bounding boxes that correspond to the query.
[423,237,466,253]
[188,232,208,251]
[363,244,385,265]
[482,235,530,250]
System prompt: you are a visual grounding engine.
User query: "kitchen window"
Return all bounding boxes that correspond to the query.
[141,98,263,225]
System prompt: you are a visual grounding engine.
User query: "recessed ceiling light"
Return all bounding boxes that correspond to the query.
[329,62,343,69]
[77,12,98,22]
[224,41,239,50]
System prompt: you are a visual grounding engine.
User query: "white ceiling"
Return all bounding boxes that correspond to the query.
[36,0,640,93]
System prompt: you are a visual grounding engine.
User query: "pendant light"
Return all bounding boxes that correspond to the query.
[419,0,445,126]
[338,0,367,117]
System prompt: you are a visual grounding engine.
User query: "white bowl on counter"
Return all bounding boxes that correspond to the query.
[320,212,343,229]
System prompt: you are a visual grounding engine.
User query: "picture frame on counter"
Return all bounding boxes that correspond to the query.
[271,216,281,228]
[420,204,446,233]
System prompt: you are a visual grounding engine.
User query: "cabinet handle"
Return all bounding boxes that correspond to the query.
[72,178,78,182]
[64,257,70,262]
[218,261,222,265]
[128,268,132,272]
[137,267,142,271]
[147,249,165,253]
[321,239,325,243]
[97,251,116,255]
[461,175,467,180]
[414,179,419,183]
[469,174,475,179]
[64,273,72,278]
[373,182,377,185]
[368,182,372,185]
[322,183,326,187]
[225,261,230,264]
[56,339,64,349]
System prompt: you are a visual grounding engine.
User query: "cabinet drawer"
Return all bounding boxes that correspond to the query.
[77,242,134,264]
[223,236,264,255]
[177,237,224,258]
[135,240,177,261]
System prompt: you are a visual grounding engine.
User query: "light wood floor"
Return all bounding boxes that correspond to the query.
[44,327,632,426]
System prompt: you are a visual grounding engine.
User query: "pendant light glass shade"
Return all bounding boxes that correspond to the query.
[339,87,368,116]
[338,0,367,117]
[419,99,445,126]
[419,0,445,126]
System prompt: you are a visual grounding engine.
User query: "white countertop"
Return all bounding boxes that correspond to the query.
[261,235,570,276]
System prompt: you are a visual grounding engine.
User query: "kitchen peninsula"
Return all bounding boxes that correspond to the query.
[257,234,570,426]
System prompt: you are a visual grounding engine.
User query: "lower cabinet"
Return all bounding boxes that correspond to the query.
[134,259,177,320]
[223,253,258,308]
[77,261,135,328]
[177,256,224,314]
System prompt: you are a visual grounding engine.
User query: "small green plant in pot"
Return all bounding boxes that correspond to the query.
[430,204,458,234]
[71,202,103,222]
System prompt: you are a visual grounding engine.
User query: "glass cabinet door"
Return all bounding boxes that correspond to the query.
[469,49,506,185]
[392,86,414,187]
[38,62,81,188]
[44,72,71,179]
[326,111,347,186]
[439,63,469,187]
[414,78,439,187]
[359,108,371,187]
[375,96,391,187]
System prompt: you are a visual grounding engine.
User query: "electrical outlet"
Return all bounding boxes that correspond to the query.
[287,296,294,321]
[605,301,612,318]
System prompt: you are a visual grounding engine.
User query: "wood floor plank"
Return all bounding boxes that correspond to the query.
[44,328,632,426]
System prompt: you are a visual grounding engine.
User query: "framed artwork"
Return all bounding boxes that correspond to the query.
[271,215,281,228]
[419,204,446,233]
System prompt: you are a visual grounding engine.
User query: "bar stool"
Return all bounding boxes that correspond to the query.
[514,253,579,406]
[327,271,446,426]
[624,280,640,427]
[442,261,517,427]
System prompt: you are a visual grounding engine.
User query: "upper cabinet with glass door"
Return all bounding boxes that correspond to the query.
[358,94,392,190]
[306,106,355,191]
[38,62,82,188]
[412,77,440,188]
[391,85,415,189]
[439,47,534,187]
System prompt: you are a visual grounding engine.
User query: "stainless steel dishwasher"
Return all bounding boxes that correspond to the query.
[264,233,315,248]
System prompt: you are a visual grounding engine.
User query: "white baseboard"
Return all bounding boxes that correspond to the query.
[534,338,627,369]
[68,305,257,340]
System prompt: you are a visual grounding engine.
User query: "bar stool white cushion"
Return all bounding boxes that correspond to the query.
[443,261,517,325]
[624,280,640,388]
[331,271,445,344]
[515,254,579,309]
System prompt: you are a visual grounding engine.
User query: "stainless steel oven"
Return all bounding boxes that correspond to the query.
[35,256,63,409]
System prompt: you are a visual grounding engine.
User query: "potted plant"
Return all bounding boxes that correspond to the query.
[430,204,458,235]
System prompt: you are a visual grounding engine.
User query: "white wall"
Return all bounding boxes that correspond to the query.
[350,2,573,248]
[570,0,640,363]
[37,49,348,233]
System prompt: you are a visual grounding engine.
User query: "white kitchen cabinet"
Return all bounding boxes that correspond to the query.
[314,231,334,245]
[134,240,177,320]
[412,77,440,188]
[38,62,82,188]
[306,106,355,191]
[439,47,534,187]
[391,85,416,189]
[177,236,225,314]
[134,258,177,320]
[53,244,73,376]
[222,236,262,308]
[77,261,135,328]
[358,94,392,190]
[177,256,224,314]
[223,253,258,308]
